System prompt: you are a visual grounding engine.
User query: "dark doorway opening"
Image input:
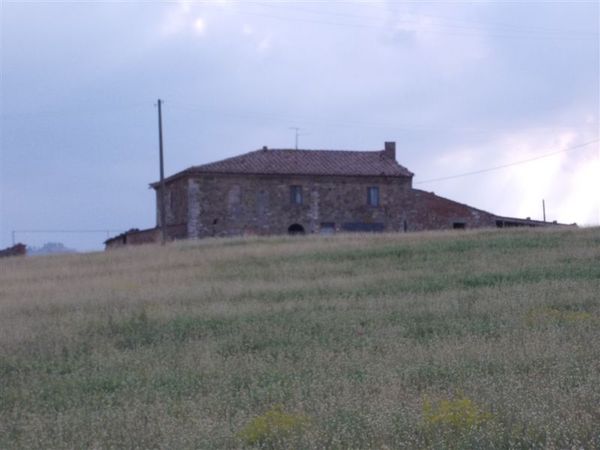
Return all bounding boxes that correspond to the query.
[288,224,305,235]
[453,222,466,230]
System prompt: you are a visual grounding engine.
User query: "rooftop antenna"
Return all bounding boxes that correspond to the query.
[289,127,300,150]
[289,127,309,150]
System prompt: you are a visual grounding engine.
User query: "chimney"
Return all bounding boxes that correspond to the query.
[384,141,396,160]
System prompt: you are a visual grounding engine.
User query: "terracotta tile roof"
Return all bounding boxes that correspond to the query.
[156,148,413,186]
[412,189,575,227]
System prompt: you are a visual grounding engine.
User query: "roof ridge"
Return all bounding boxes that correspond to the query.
[151,146,414,187]
[252,148,384,152]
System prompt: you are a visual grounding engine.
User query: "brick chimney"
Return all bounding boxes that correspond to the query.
[384,141,396,160]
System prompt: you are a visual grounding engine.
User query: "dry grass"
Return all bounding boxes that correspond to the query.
[1,227,599,449]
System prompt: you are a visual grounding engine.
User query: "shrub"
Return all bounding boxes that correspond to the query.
[238,405,310,446]
[423,396,491,430]
[526,307,595,326]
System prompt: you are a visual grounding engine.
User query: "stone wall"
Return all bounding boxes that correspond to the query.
[157,172,498,238]
[156,177,188,228]
[405,190,497,231]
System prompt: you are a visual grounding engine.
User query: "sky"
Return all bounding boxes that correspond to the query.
[1,0,599,251]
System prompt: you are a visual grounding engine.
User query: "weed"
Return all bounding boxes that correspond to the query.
[526,307,597,327]
[423,395,491,430]
[1,227,599,448]
[237,405,310,446]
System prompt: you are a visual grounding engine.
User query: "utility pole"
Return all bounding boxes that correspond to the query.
[157,99,167,245]
[542,199,546,222]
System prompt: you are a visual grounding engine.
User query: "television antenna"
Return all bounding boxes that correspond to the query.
[289,127,309,150]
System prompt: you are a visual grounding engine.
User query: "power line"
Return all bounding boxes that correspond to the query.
[168,101,598,139]
[238,4,598,40]
[11,229,124,245]
[414,138,599,185]
[0,103,148,120]
[12,230,123,232]
[249,2,598,38]
[168,101,495,135]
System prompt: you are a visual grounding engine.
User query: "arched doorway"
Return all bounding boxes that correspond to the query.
[288,224,305,235]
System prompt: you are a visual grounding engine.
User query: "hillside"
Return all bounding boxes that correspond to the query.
[1,228,599,449]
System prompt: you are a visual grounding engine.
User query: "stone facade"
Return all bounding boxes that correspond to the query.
[105,141,568,249]
[156,173,501,238]
[152,142,503,239]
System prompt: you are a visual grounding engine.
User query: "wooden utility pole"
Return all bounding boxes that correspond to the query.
[157,99,167,245]
[542,199,546,222]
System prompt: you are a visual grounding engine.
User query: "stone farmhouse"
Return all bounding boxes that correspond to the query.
[105,141,563,248]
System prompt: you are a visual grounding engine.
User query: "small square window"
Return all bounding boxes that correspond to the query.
[367,186,379,206]
[290,185,303,205]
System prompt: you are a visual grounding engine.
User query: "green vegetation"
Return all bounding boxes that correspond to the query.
[423,396,491,429]
[1,227,599,448]
[238,405,310,447]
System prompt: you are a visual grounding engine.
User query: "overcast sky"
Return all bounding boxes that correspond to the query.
[1,1,599,251]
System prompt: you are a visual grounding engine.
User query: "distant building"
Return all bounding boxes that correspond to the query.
[105,141,568,248]
[27,242,77,256]
[0,243,26,258]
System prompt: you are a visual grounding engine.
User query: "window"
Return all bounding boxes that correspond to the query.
[367,186,379,206]
[290,185,303,205]
[320,222,336,235]
[342,222,384,232]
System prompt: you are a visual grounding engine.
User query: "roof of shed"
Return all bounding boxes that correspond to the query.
[152,148,413,186]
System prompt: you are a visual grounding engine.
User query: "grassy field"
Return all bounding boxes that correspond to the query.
[1,227,599,449]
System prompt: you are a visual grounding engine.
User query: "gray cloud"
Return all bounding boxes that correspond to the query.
[1,1,598,249]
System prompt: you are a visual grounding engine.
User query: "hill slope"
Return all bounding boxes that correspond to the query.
[1,228,599,448]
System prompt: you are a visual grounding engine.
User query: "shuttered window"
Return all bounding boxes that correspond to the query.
[367,186,379,206]
[290,185,303,205]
